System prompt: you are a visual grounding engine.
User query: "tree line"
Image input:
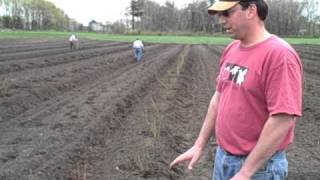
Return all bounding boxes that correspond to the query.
[0,0,76,30]
[128,0,320,36]
[1,0,319,36]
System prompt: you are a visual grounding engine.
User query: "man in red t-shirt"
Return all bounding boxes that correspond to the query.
[170,0,303,180]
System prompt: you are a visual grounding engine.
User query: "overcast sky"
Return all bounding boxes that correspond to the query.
[46,0,198,25]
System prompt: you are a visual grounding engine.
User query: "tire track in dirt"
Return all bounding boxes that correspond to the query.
[0,39,104,51]
[0,41,128,62]
[0,40,69,54]
[78,44,220,180]
[0,43,167,121]
[23,45,183,180]
[0,39,106,50]
[0,43,183,179]
[0,39,63,47]
[75,45,191,180]
[0,42,158,75]
[294,46,320,77]
[207,45,224,59]
[163,45,219,180]
[287,70,320,179]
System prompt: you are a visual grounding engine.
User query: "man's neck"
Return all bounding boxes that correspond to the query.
[241,24,271,47]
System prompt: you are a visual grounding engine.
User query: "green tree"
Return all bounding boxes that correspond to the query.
[1,15,12,28]
[0,0,74,30]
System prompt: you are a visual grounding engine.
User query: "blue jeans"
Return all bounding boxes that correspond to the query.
[213,146,288,180]
[134,48,143,62]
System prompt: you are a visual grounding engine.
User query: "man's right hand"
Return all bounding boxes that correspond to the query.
[169,146,203,170]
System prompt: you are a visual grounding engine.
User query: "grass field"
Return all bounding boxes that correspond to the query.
[0,30,319,45]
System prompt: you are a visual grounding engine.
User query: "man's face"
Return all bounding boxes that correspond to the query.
[217,4,248,40]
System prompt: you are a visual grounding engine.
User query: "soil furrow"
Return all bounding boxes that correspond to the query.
[0,44,183,179]
[0,39,107,54]
[0,41,127,62]
[0,44,168,122]
[0,43,159,76]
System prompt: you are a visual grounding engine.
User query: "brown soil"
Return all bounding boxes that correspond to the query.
[0,39,319,180]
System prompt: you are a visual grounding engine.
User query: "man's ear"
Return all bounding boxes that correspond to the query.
[247,4,258,20]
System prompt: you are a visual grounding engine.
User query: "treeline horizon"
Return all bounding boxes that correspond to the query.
[0,0,319,36]
[0,0,78,31]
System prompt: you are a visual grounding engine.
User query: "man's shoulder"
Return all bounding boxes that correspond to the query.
[134,40,142,44]
[263,36,302,68]
[265,35,296,52]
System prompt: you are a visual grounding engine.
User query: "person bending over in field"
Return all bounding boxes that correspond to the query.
[69,34,79,49]
[132,38,144,62]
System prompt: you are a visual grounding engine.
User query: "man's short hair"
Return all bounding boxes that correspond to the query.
[239,0,268,21]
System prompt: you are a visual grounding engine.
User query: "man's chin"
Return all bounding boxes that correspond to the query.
[228,35,235,39]
[226,33,237,40]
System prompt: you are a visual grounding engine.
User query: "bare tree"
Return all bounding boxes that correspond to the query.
[266,0,309,35]
[303,0,320,35]
[130,0,144,31]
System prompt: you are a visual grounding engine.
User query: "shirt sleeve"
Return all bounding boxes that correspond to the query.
[264,51,303,117]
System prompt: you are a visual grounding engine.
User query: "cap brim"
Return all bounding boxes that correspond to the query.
[208,1,240,15]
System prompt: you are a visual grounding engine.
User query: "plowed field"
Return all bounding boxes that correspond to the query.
[0,39,319,180]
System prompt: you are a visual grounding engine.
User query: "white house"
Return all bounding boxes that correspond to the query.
[88,20,106,32]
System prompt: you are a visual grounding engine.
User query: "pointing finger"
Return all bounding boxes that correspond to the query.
[170,154,190,168]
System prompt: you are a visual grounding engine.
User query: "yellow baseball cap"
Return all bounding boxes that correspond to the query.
[208,0,240,15]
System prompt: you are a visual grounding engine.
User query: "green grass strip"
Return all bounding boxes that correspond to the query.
[0,30,319,45]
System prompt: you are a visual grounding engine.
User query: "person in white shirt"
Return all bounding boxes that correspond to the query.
[69,34,79,49]
[132,38,144,62]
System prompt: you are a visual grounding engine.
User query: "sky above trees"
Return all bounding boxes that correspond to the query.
[46,0,196,25]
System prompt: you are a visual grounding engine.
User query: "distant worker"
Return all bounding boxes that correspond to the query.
[132,38,144,62]
[69,34,79,49]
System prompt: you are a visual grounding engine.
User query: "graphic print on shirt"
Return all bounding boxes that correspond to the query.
[224,63,248,85]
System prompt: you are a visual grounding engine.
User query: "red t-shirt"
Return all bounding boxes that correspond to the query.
[216,35,303,155]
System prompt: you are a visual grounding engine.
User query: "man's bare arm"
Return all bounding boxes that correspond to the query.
[233,114,295,179]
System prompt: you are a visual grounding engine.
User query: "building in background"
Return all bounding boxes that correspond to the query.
[88,20,107,32]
